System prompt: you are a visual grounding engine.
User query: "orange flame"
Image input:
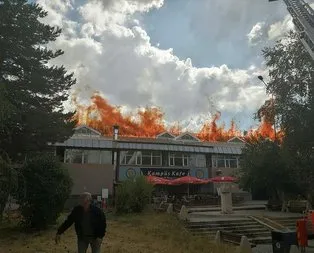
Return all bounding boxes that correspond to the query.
[73,93,279,142]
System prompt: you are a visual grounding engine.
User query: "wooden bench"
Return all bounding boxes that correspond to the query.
[287,200,310,213]
[219,231,256,248]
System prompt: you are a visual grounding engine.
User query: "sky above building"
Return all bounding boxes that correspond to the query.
[36,0,313,130]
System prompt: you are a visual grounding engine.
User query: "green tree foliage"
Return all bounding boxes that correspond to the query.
[240,139,296,201]
[262,31,314,150]
[260,31,314,201]
[0,152,17,222]
[0,0,76,158]
[116,176,153,214]
[17,154,72,229]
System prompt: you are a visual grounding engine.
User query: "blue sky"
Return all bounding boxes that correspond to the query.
[142,0,288,68]
[37,0,302,130]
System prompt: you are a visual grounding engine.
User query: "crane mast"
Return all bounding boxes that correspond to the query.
[271,0,314,59]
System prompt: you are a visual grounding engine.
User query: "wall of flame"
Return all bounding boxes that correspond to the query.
[73,93,281,142]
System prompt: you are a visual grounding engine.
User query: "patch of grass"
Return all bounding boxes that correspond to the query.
[0,211,231,253]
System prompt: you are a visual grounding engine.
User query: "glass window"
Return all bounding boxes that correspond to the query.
[120,151,141,165]
[229,159,238,168]
[136,153,142,165]
[182,154,189,167]
[212,155,239,168]
[152,156,161,166]
[169,153,191,166]
[83,150,100,164]
[64,149,71,163]
[196,154,206,167]
[142,154,151,165]
[100,150,112,164]
[71,150,84,163]
[217,158,225,168]
[175,156,183,166]
[152,151,162,166]
[169,153,175,166]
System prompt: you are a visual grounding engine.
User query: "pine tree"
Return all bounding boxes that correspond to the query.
[0,0,76,158]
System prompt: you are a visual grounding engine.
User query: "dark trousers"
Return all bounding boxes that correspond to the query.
[77,238,102,253]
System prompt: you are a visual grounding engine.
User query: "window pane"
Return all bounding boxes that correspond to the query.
[217,159,225,168]
[229,159,237,168]
[122,151,136,165]
[64,150,71,163]
[84,150,100,164]
[142,151,152,157]
[100,150,112,164]
[136,154,142,165]
[175,157,183,166]
[120,151,126,164]
[71,150,83,163]
[151,151,161,156]
[125,155,136,165]
[142,155,151,165]
[169,153,175,166]
[152,156,161,166]
[183,158,188,166]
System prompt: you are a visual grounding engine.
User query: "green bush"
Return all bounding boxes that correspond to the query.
[17,154,72,229]
[116,176,153,214]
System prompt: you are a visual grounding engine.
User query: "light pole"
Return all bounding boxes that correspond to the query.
[257,75,277,141]
[112,124,119,205]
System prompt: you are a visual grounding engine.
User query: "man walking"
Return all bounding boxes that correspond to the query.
[55,192,106,253]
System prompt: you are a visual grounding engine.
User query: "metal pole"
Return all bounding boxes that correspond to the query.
[112,125,119,207]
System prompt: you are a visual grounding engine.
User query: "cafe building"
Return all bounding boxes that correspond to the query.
[54,125,245,198]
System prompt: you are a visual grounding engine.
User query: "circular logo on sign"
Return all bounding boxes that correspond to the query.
[126,168,136,178]
[196,169,204,179]
[275,242,281,248]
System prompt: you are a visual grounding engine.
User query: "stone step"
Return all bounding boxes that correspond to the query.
[186,223,263,229]
[189,227,270,234]
[187,220,256,226]
[188,225,269,233]
[249,236,272,245]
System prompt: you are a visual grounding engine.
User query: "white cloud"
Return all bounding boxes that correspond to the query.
[38,0,269,129]
[268,15,294,41]
[247,22,266,45]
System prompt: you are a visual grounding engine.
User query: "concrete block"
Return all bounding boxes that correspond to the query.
[215,231,221,245]
[179,205,188,220]
[237,236,252,253]
[167,203,173,214]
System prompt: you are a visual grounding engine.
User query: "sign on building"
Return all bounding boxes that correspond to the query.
[141,168,189,178]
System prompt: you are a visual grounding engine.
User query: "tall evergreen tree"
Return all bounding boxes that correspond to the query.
[0,0,76,158]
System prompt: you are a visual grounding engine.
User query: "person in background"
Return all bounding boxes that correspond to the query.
[55,192,107,253]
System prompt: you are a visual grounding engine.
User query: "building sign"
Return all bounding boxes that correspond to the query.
[126,168,136,178]
[196,169,204,179]
[141,168,189,178]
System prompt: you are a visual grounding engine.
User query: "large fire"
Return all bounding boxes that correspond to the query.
[73,93,279,142]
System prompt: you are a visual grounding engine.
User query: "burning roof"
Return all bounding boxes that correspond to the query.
[73,93,280,143]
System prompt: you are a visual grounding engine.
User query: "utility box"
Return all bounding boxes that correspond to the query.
[271,230,297,253]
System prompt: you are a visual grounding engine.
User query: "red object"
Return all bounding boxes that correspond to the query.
[208,176,237,183]
[146,175,171,185]
[171,176,208,185]
[296,219,308,247]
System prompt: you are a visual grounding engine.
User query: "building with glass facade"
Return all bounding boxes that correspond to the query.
[54,126,245,197]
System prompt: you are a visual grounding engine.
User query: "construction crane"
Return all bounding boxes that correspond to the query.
[270,0,314,60]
